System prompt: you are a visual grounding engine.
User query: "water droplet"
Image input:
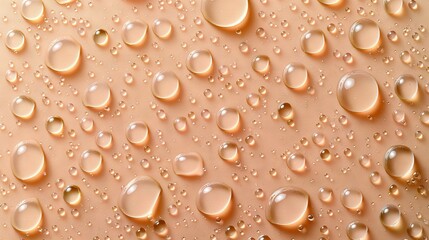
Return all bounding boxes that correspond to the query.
[225,225,238,239]
[337,71,380,114]
[216,107,241,133]
[126,121,150,146]
[95,131,113,149]
[349,19,382,52]
[6,30,25,52]
[83,82,112,110]
[46,116,64,136]
[201,0,249,30]
[152,18,172,39]
[11,198,43,234]
[278,102,294,120]
[266,187,310,229]
[346,221,369,240]
[394,74,419,103]
[380,204,402,230]
[21,0,45,23]
[173,152,204,177]
[80,150,103,175]
[317,0,343,7]
[283,63,309,90]
[119,176,162,220]
[173,117,188,132]
[340,188,363,211]
[218,142,239,162]
[80,116,94,132]
[11,140,45,182]
[55,0,76,4]
[152,71,181,101]
[154,219,168,237]
[186,49,214,76]
[252,55,270,74]
[196,182,233,218]
[420,111,429,125]
[11,95,36,119]
[384,0,404,16]
[407,222,424,239]
[384,145,415,180]
[46,38,82,74]
[136,227,147,239]
[63,185,82,206]
[122,20,148,47]
[286,153,307,173]
[93,29,109,46]
[300,30,326,56]
[246,93,261,108]
[318,187,333,203]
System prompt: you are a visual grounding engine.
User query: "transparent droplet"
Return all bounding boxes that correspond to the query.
[317,0,343,7]
[122,20,148,47]
[93,29,109,46]
[340,188,363,211]
[300,29,326,56]
[55,0,76,4]
[349,19,382,52]
[394,74,419,103]
[420,111,429,125]
[119,176,162,220]
[11,95,36,119]
[151,71,181,101]
[21,0,45,23]
[318,187,333,203]
[11,198,43,234]
[380,204,402,229]
[337,71,380,114]
[80,116,94,132]
[63,185,82,206]
[80,150,103,175]
[384,145,415,180]
[286,153,306,173]
[283,63,309,90]
[407,222,424,239]
[46,116,64,136]
[196,182,233,218]
[152,18,172,39]
[83,82,112,110]
[218,142,239,162]
[216,107,241,133]
[126,121,150,146]
[6,30,26,52]
[173,152,204,177]
[11,140,45,182]
[346,221,369,240]
[186,49,214,76]
[154,219,168,237]
[46,37,82,74]
[278,102,294,120]
[95,131,113,149]
[252,55,270,74]
[384,0,404,16]
[201,0,249,30]
[173,117,188,132]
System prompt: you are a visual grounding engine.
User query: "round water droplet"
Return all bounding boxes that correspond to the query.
[384,0,404,16]
[286,153,306,173]
[337,71,380,114]
[11,140,45,182]
[119,176,162,220]
[11,198,43,234]
[80,116,94,132]
[55,0,76,4]
[380,204,402,229]
[173,117,188,132]
[154,219,168,237]
[340,188,363,211]
[11,95,36,119]
[346,221,369,240]
[196,182,233,218]
[318,187,333,203]
[201,0,249,30]
[152,18,172,39]
[300,30,326,56]
[278,102,294,120]
[349,19,382,52]
[252,55,270,74]
[96,131,113,149]
[384,145,415,180]
[407,222,424,239]
[6,30,26,52]
[186,49,214,76]
[80,150,103,175]
[126,121,150,146]
[283,63,309,90]
[246,93,261,108]
[151,71,181,101]
[173,152,204,177]
[420,111,429,125]
[46,116,64,136]
[216,107,241,133]
[266,187,310,228]
[317,0,343,7]
[21,0,45,23]
[83,82,112,110]
[46,38,81,75]
[122,20,148,47]
[93,29,109,46]
[218,142,239,162]
[394,74,419,103]
[63,185,82,206]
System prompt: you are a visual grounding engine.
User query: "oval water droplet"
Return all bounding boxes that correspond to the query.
[252,55,270,74]
[300,30,326,56]
[278,102,294,120]
[83,82,112,110]
[186,49,214,76]
[286,153,307,173]
[46,116,64,136]
[216,107,241,133]
[218,142,239,162]
[12,198,43,234]
[317,0,343,7]
[151,71,181,101]
[380,204,402,230]
[201,0,249,30]
[394,74,419,103]
[80,150,103,175]
[384,0,404,16]
[196,182,233,218]
[21,0,45,23]
[340,188,363,211]
[173,152,204,177]
[122,20,148,47]
[126,121,150,146]
[152,18,172,39]
[384,145,415,180]
[11,95,36,119]
[11,140,45,182]
[346,221,369,240]
[95,131,113,149]
[349,19,382,52]
[6,30,26,52]
[46,38,82,74]
[93,29,109,46]
[63,185,82,206]
[283,63,309,90]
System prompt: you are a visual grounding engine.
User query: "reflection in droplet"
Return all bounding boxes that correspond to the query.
[21,0,45,23]
[11,95,36,119]
[6,30,26,52]
[266,187,310,229]
[286,153,306,173]
[119,176,162,220]
[252,55,270,74]
[186,49,214,76]
[55,0,76,4]
[122,20,148,47]
[93,29,109,46]
[152,18,172,39]
[216,107,241,133]
[154,219,168,237]
[384,145,415,180]
[340,188,363,211]
[300,30,326,56]
[384,0,404,16]
[218,142,239,162]
[46,38,81,74]
[394,74,419,103]
[201,0,249,30]
[283,63,309,90]
[96,131,113,149]
[11,198,43,234]
[173,152,204,177]
[11,140,45,182]
[349,19,382,52]
[63,185,82,206]
[278,102,294,120]
[80,150,103,175]
[318,187,333,203]
[420,111,429,126]
[337,71,380,114]
[83,82,112,110]
[46,116,64,136]
[151,71,181,101]
[346,221,369,240]
[380,204,402,229]
[173,117,188,132]
[126,122,150,146]
[407,222,424,239]
[196,182,232,218]
[317,0,343,7]
[80,116,94,132]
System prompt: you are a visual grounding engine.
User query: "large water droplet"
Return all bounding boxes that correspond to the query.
[346,221,369,240]
[340,188,363,211]
[83,82,112,110]
[384,145,415,180]
[46,116,64,136]
[384,0,404,16]
[349,19,382,52]
[6,30,26,52]
[93,29,109,47]
[80,150,103,175]
[186,49,214,76]
[173,152,204,177]
[126,121,150,146]
[151,71,181,101]
[394,74,419,103]
[122,20,148,47]
[216,107,241,133]
[218,142,239,162]
[201,0,249,30]
[152,18,172,39]
[380,204,402,230]
[196,182,233,218]
[286,153,307,173]
[11,198,43,234]
[11,95,36,119]
[300,30,326,56]
[46,38,81,74]
[283,63,309,90]
[21,0,45,23]
[317,0,343,6]
[252,55,270,74]
[63,185,82,206]
[11,140,46,182]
